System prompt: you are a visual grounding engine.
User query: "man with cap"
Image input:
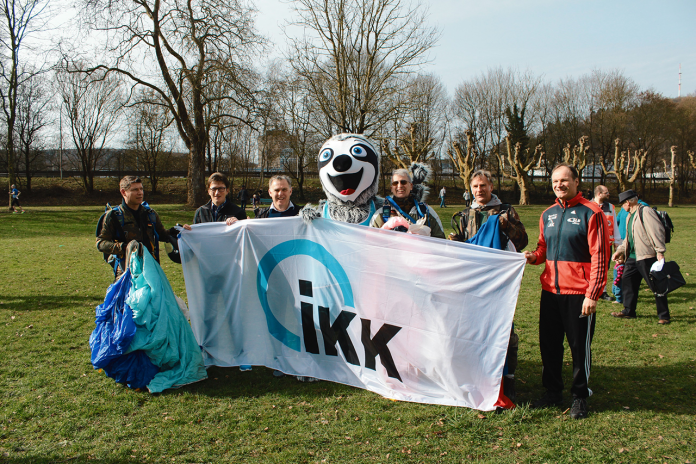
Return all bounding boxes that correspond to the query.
[610,189,670,324]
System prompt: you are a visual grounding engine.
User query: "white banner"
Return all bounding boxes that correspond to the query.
[178,217,525,410]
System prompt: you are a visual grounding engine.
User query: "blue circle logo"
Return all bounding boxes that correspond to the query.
[256,239,354,350]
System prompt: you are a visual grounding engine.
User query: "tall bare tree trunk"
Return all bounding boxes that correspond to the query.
[664,146,677,207]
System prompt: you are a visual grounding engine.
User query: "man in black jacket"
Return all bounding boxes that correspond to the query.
[191,172,248,225]
[254,176,302,218]
[97,176,172,278]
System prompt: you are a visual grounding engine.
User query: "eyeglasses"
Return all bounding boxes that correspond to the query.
[209,187,227,192]
[391,180,410,186]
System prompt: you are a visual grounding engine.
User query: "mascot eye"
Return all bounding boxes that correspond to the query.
[319,149,333,162]
[351,145,366,158]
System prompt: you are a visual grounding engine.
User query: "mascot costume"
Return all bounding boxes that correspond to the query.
[302,133,383,225]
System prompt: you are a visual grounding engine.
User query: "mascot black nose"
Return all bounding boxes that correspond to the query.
[332,155,352,172]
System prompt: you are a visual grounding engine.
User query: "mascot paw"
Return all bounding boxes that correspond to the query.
[301,204,322,224]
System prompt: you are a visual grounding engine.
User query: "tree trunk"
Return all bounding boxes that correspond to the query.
[187,143,207,207]
[517,172,531,206]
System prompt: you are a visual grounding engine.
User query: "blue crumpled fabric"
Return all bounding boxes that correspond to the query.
[89,269,159,389]
[466,214,504,250]
[126,249,207,393]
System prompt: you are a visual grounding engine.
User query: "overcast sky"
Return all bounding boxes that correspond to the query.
[255,0,696,98]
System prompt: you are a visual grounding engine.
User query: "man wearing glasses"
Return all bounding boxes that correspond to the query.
[370,169,445,238]
[191,172,248,225]
[97,175,174,278]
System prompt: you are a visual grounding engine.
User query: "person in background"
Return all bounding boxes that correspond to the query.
[252,190,261,209]
[613,194,649,305]
[524,164,610,420]
[9,184,25,213]
[592,185,621,302]
[463,190,471,208]
[237,185,250,211]
[611,190,670,324]
[439,186,446,208]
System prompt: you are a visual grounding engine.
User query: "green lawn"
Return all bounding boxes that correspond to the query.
[1,203,695,463]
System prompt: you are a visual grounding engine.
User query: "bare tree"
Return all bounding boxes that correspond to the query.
[453,67,545,182]
[126,94,174,193]
[57,67,123,193]
[446,129,477,186]
[288,0,438,136]
[382,123,433,170]
[73,0,263,206]
[562,136,589,180]
[496,136,545,205]
[663,146,677,207]
[600,138,647,192]
[381,73,446,170]
[0,0,47,209]
[276,73,323,200]
[16,71,50,191]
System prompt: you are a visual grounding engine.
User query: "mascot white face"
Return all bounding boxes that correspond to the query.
[318,134,379,203]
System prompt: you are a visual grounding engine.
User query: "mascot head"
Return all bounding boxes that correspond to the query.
[318,133,379,205]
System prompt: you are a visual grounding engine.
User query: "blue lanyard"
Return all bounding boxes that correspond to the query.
[385,196,425,224]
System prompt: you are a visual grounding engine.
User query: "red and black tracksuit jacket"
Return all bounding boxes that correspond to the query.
[531,193,610,300]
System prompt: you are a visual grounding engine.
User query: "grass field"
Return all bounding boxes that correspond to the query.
[1,203,695,463]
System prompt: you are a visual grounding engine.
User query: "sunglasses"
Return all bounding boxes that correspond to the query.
[391,180,410,186]
[209,187,227,192]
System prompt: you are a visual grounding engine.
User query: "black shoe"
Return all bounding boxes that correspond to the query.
[531,392,563,409]
[611,311,636,319]
[600,292,614,302]
[503,377,516,403]
[570,398,588,419]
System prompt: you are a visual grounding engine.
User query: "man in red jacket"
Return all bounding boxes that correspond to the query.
[524,164,610,419]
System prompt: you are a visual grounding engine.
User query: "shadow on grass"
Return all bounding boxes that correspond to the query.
[167,360,696,416]
[0,295,102,311]
[519,359,696,415]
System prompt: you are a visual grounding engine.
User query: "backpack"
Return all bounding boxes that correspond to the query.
[639,206,674,244]
[96,203,159,277]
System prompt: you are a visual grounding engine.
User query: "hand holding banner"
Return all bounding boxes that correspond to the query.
[178,217,525,410]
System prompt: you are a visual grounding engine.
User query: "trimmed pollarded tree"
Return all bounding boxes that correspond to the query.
[600,138,648,192]
[496,135,544,205]
[688,150,696,170]
[382,123,434,170]
[663,146,678,207]
[446,129,477,186]
[562,136,589,180]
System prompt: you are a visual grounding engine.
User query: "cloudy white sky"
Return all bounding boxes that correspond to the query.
[254,0,696,98]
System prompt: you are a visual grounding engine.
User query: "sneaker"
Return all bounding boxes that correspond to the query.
[272,370,286,378]
[531,392,563,409]
[570,398,588,419]
[600,292,614,302]
[239,365,252,371]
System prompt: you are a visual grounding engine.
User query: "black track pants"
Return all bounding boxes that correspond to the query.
[539,290,596,399]
[621,257,670,320]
